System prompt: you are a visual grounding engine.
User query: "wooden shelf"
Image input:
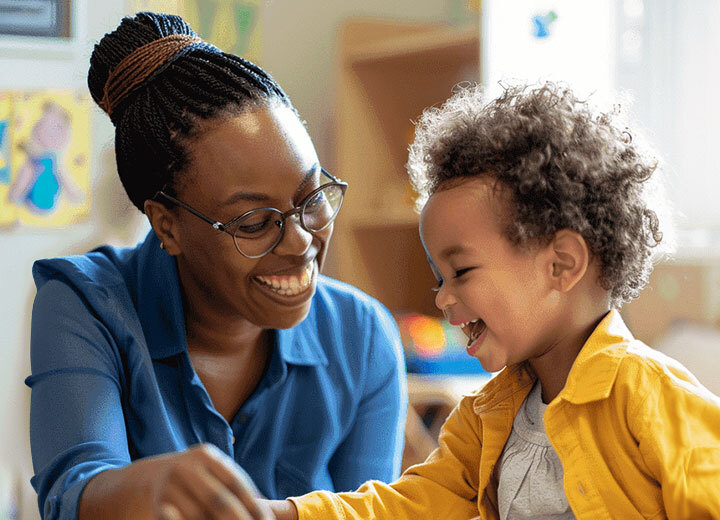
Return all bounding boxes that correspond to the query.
[345,24,479,66]
[332,19,480,316]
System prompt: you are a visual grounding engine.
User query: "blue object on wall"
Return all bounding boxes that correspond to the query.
[532,10,558,38]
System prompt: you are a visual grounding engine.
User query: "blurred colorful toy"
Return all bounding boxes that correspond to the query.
[395,312,489,375]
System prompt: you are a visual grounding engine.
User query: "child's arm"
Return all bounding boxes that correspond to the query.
[282,394,483,520]
[632,363,720,518]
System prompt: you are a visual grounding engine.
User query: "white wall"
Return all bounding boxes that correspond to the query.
[0,1,464,518]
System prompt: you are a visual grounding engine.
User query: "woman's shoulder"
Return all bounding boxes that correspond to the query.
[32,231,156,292]
[314,274,395,324]
[31,231,160,318]
[309,275,402,360]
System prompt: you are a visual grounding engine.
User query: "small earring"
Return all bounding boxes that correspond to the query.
[159,242,165,250]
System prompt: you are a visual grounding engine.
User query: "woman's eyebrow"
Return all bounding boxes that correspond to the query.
[294,162,320,197]
[219,163,319,207]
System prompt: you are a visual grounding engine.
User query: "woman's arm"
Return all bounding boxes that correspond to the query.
[80,445,273,520]
[28,279,270,520]
[328,305,408,489]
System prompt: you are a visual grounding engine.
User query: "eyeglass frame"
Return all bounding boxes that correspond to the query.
[153,168,348,259]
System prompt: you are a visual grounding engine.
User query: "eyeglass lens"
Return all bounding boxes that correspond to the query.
[232,184,344,257]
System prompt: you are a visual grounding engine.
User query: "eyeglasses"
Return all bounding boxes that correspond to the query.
[154,168,348,258]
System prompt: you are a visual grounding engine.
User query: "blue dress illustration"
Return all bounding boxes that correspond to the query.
[0,120,9,185]
[8,102,83,213]
[25,153,61,212]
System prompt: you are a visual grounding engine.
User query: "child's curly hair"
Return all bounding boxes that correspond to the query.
[408,82,664,306]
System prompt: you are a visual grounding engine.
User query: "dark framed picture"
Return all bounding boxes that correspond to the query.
[0,0,72,38]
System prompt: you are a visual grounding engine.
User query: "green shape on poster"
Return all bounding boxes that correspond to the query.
[195,0,217,43]
[235,3,256,54]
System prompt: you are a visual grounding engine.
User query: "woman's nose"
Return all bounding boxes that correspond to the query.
[273,213,313,256]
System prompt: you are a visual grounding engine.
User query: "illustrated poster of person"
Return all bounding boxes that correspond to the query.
[0,92,14,226]
[7,91,90,227]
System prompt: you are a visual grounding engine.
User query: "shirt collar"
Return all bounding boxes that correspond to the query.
[137,230,188,360]
[472,309,634,413]
[558,309,634,404]
[276,324,329,367]
[138,230,328,367]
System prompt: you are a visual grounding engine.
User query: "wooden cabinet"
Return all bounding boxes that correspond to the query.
[332,19,480,317]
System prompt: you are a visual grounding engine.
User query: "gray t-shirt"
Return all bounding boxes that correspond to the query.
[497,381,576,520]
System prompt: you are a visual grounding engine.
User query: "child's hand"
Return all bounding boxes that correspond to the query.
[266,500,298,520]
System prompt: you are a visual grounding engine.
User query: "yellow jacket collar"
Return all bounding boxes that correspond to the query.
[473,310,635,414]
[559,309,635,404]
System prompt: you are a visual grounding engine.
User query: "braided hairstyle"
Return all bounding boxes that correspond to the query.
[88,12,294,211]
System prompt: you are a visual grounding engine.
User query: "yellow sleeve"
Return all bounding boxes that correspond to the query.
[289,394,482,520]
[632,361,720,519]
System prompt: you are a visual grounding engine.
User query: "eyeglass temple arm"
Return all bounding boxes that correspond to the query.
[321,167,346,185]
[154,191,228,232]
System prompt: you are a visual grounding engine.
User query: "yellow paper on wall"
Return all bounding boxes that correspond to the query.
[0,92,14,226]
[128,0,262,63]
[8,91,91,227]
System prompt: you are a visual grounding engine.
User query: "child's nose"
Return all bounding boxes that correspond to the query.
[434,284,457,311]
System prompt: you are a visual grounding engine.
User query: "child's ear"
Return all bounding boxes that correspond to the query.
[548,229,589,293]
[144,199,181,255]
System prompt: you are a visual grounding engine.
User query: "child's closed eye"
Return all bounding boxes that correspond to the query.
[454,267,474,278]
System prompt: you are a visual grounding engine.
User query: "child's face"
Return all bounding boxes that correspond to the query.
[420,177,561,372]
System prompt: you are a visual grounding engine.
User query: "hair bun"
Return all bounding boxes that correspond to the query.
[88,12,196,124]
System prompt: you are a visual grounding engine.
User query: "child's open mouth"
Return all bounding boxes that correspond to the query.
[460,318,487,346]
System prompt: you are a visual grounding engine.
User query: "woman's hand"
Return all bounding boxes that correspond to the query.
[152,444,274,520]
[80,443,275,520]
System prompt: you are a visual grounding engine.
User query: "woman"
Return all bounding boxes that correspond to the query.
[26,12,407,520]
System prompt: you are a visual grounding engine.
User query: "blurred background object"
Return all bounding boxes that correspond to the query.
[2,1,720,517]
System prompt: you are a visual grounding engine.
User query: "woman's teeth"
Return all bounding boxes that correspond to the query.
[255,264,313,296]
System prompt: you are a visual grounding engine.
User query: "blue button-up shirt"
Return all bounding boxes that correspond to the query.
[26,230,407,520]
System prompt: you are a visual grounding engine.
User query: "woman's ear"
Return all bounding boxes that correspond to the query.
[144,199,181,255]
[549,229,590,293]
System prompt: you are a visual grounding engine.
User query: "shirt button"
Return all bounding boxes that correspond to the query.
[578,483,585,496]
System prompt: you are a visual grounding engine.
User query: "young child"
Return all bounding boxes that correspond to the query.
[266,83,720,519]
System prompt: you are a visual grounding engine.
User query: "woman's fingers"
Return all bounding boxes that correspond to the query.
[157,480,209,520]
[174,466,252,520]
[158,503,182,520]
[150,444,274,520]
[200,445,275,519]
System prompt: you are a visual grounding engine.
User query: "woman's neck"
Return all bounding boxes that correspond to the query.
[176,262,267,356]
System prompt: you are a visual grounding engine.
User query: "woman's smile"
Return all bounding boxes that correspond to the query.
[252,261,317,305]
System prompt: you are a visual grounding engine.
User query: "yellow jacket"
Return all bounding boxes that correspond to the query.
[290,311,720,519]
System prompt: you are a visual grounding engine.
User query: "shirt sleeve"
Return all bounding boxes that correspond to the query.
[633,362,720,519]
[26,279,132,520]
[291,393,481,520]
[327,304,408,491]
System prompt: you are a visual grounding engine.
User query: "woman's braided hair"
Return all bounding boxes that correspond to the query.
[88,12,293,211]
